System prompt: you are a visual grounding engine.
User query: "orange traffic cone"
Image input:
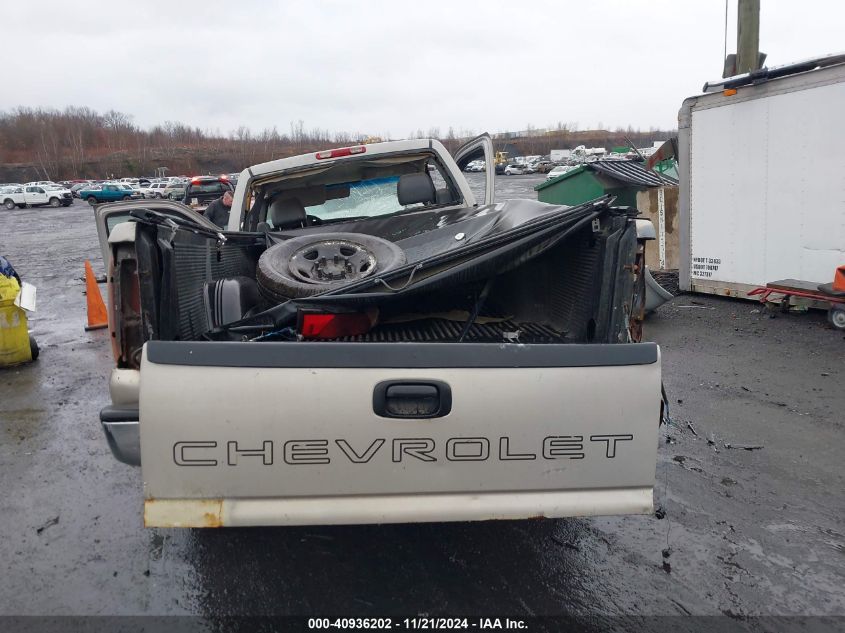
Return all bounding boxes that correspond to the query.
[84,260,108,331]
[834,265,845,293]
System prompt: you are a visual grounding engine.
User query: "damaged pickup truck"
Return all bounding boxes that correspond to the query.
[94,134,662,528]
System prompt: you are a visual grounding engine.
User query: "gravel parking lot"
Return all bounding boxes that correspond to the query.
[1,185,843,626]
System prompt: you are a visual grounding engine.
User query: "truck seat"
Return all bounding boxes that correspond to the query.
[268,196,307,230]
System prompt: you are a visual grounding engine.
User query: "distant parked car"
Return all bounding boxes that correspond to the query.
[2,185,72,209]
[545,165,575,181]
[80,183,143,205]
[70,183,92,198]
[44,185,75,204]
[181,176,233,207]
[504,164,526,175]
[1,186,24,209]
[24,181,58,188]
[143,182,170,198]
[163,182,187,200]
[120,184,143,196]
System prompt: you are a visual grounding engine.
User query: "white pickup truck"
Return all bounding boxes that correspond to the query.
[94,135,663,528]
[2,184,73,209]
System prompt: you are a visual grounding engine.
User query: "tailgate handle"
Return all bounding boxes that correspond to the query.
[373,380,452,419]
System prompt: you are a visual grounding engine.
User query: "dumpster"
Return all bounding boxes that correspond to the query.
[0,258,38,367]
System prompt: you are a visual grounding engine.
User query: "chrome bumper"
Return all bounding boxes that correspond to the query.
[100,405,140,466]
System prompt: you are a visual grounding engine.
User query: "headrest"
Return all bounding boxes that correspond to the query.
[435,187,452,204]
[397,173,436,206]
[268,197,307,229]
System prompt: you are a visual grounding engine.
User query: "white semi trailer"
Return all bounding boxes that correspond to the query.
[678,53,845,297]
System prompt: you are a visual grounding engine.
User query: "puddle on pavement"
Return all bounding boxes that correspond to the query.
[0,407,46,441]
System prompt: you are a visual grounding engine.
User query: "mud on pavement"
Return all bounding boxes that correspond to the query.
[0,192,843,627]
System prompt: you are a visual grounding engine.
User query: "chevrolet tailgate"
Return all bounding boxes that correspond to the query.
[140,340,661,527]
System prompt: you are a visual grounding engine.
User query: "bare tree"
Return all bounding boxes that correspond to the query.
[0,105,677,182]
[103,110,135,152]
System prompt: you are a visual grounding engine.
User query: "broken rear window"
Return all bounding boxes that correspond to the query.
[304,176,407,221]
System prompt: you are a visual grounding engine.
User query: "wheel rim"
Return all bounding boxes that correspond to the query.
[5,200,14,209]
[288,240,378,284]
[832,309,845,328]
[51,198,59,207]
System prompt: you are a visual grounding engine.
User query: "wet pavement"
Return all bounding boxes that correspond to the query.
[1,187,843,622]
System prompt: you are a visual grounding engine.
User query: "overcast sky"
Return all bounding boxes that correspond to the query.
[4,0,843,138]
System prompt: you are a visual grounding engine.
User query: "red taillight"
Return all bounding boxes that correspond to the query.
[299,311,375,339]
[300,313,334,336]
[315,146,367,160]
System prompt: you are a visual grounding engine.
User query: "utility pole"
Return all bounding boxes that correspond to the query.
[736,0,761,74]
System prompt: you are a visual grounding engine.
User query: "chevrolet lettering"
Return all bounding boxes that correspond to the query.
[172,435,635,466]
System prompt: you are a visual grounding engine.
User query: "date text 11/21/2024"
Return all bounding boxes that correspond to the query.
[307,617,528,629]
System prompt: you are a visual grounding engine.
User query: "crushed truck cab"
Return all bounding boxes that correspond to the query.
[94,135,662,527]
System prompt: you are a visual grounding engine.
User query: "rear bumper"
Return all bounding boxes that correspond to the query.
[144,487,654,528]
[100,405,140,466]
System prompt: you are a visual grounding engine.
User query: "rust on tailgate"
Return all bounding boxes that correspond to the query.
[144,498,223,528]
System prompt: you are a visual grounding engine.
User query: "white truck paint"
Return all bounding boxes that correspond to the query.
[96,136,662,528]
[679,55,845,297]
[139,351,660,527]
[2,185,72,209]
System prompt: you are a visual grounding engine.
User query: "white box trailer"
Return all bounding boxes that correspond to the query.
[678,54,845,297]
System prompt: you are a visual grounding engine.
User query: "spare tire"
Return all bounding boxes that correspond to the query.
[257,232,407,300]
